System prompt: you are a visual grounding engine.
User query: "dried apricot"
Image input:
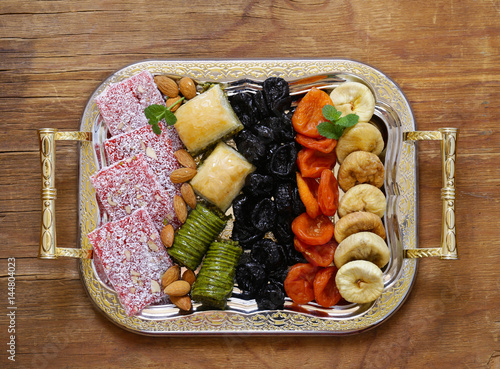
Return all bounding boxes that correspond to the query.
[296,133,337,153]
[297,148,337,179]
[284,263,320,305]
[291,212,334,246]
[317,169,339,217]
[292,87,333,138]
[294,237,337,267]
[296,172,320,219]
[313,266,341,307]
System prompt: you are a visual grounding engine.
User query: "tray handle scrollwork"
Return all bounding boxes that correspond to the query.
[37,129,93,259]
[403,128,459,260]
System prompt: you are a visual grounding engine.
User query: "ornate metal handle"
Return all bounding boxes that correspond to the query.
[403,128,459,259]
[38,129,93,259]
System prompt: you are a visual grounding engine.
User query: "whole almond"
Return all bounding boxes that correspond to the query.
[181,269,196,285]
[174,149,197,169]
[179,77,197,99]
[164,280,191,296]
[160,224,174,248]
[154,75,179,97]
[161,265,180,288]
[166,97,182,112]
[170,167,197,183]
[173,195,188,223]
[180,183,197,209]
[170,295,192,311]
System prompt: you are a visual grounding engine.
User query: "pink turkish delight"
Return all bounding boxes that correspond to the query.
[95,71,165,136]
[88,209,173,316]
[91,153,180,231]
[103,123,183,194]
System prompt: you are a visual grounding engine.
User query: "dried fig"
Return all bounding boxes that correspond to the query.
[334,211,386,243]
[334,232,390,269]
[330,82,375,123]
[338,151,385,192]
[336,123,384,164]
[338,184,386,218]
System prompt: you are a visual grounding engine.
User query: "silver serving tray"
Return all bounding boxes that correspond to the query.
[37,59,459,335]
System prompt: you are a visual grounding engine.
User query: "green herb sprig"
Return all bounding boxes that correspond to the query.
[317,105,359,140]
[144,97,184,135]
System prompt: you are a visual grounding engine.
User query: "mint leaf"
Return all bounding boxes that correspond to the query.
[145,104,167,135]
[163,110,177,126]
[145,104,167,125]
[335,114,359,128]
[151,123,162,135]
[317,104,359,139]
[317,122,344,139]
[322,105,342,122]
[145,100,182,135]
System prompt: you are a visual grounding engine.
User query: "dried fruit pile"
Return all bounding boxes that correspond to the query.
[284,82,389,307]
[228,78,308,310]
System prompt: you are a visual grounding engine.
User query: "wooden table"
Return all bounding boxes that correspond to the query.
[1,1,499,368]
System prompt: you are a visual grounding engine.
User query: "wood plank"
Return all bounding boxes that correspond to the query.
[1,0,499,367]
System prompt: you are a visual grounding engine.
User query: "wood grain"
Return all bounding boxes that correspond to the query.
[1,0,499,368]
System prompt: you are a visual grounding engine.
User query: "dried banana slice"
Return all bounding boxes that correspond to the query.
[335,260,384,304]
[338,184,386,218]
[330,82,375,123]
[336,123,384,164]
[334,232,390,269]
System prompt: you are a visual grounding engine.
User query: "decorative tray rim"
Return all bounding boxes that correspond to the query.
[77,58,418,335]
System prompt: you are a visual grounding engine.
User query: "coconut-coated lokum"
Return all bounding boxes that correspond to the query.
[95,71,165,136]
[88,209,173,316]
[90,153,180,231]
[103,123,182,194]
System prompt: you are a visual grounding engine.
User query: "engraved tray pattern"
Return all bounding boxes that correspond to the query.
[77,59,417,335]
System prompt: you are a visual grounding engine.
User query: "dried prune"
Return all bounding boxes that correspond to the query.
[235,130,267,165]
[256,282,285,310]
[237,251,252,266]
[268,142,297,179]
[229,93,256,119]
[238,113,256,129]
[274,181,293,214]
[291,185,306,216]
[273,214,294,245]
[232,194,252,224]
[253,90,270,119]
[252,124,275,144]
[244,173,274,198]
[251,198,276,232]
[269,267,288,286]
[232,221,264,250]
[265,142,279,165]
[236,261,267,298]
[251,239,286,272]
[282,242,307,265]
[263,77,292,114]
[264,115,295,143]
